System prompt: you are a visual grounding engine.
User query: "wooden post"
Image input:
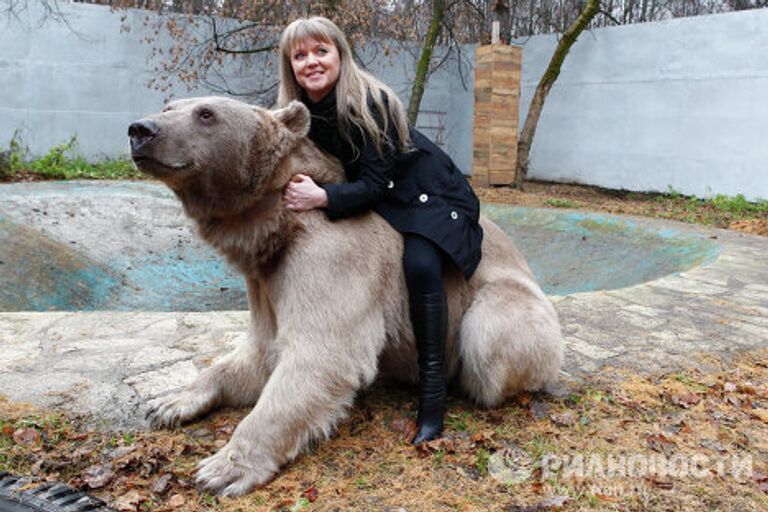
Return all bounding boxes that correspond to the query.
[471,43,522,188]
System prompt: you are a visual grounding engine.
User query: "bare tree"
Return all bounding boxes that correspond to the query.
[407,0,447,125]
[514,0,600,188]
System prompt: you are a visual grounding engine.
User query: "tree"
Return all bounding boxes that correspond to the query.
[407,0,447,125]
[514,0,600,188]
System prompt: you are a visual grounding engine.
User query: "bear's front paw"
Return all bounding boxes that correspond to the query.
[144,388,214,429]
[196,443,276,497]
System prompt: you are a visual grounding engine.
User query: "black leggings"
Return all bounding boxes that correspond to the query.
[403,234,445,298]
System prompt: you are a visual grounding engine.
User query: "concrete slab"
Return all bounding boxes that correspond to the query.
[1,181,767,429]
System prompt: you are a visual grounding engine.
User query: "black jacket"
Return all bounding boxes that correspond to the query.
[303,89,483,280]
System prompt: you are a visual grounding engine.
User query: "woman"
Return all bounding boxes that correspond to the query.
[278,16,483,445]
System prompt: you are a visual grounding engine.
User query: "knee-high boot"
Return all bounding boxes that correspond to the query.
[410,291,448,445]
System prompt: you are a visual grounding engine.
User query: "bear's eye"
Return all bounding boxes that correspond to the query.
[198,108,215,121]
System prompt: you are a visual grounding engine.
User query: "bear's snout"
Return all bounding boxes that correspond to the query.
[128,119,160,153]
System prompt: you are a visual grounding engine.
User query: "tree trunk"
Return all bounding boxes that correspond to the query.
[407,0,446,126]
[492,0,512,43]
[514,0,600,189]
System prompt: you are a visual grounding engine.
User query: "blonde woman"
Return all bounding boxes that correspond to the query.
[279,16,483,444]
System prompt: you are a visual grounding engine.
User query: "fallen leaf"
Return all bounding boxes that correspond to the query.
[594,494,620,502]
[453,436,476,453]
[216,424,235,436]
[749,409,768,423]
[486,409,506,424]
[671,392,701,408]
[515,393,532,408]
[737,383,757,395]
[390,418,418,442]
[646,476,674,489]
[647,433,676,456]
[12,427,40,445]
[84,463,115,489]
[167,494,185,508]
[549,412,575,427]
[108,445,136,460]
[615,394,645,412]
[2,424,14,437]
[72,446,94,461]
[724,382,737,393]
[471,429,495,445]
[302,486,319,503]
[150,473,172,495]
[414,436,455,456]
[112,490,142,512]
[189,428,213,440]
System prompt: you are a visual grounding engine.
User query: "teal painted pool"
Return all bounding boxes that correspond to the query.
[0,214,244,312]
[0,183,721,311]
[481,204,720,296]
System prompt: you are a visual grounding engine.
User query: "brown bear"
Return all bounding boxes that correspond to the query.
[129,96,564,497]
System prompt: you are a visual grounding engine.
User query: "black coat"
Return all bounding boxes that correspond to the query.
[303,90,483,280]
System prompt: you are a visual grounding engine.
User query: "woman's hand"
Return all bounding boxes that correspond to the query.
[284,174,329,211]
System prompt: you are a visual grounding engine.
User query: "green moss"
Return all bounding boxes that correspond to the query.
[546,198,580,208]
[3,134,145,181]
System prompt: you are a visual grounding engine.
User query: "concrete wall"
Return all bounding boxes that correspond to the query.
[4,3,767,198]
[0,2,475,174]
[517,9,768,200]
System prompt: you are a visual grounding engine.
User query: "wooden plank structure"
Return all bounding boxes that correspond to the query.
[472,44,522,187]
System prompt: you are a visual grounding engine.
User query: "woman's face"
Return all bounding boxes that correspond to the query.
[290,36,341,103]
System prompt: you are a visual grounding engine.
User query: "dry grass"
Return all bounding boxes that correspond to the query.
[3,349,768,511]
[476,182,768,237]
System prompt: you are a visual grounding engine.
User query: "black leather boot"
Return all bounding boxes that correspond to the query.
[410,291,448,445]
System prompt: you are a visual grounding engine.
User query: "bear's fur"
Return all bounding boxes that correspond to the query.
[129,96,564,496]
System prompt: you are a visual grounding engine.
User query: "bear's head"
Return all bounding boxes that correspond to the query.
[129,96,310,218]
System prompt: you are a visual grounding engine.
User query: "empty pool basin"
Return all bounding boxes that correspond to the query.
[0,182,720,311]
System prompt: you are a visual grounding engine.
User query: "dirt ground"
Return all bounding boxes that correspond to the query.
[2,348,768,511]
[475,182,768,237]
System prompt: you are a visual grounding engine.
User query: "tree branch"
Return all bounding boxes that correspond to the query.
[211,17,277,55]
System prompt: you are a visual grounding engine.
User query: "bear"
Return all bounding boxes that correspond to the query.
[128,96,564,497]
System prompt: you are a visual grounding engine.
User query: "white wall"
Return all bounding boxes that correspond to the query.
[0,3,475,173]
[517,9,768,200]
[4,3,766,198]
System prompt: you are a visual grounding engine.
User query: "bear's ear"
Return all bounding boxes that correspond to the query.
[273,101,310,137]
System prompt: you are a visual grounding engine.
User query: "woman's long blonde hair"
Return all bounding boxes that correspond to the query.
[277,16,411,156]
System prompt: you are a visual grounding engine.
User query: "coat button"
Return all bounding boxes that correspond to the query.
[450,211,458,220]
[419,193,428,203]
[387,180,394,189]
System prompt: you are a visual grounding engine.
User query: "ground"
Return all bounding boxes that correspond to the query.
[2,349,768,511]
[475,182,768,238]
[1,177,768,511]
